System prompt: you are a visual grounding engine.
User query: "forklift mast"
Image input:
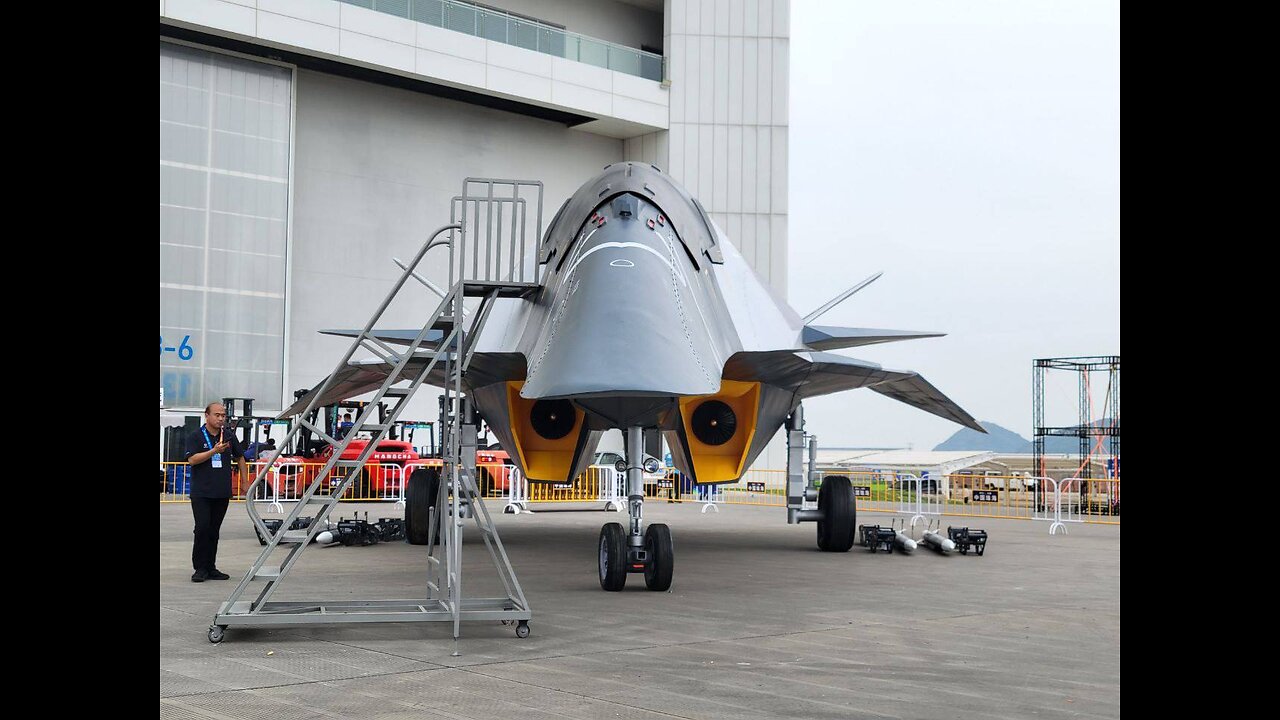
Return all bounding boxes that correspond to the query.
[221,397,256,445]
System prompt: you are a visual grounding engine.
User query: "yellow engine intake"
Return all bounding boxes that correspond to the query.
[678,380,760,483]
[506,381,586,482]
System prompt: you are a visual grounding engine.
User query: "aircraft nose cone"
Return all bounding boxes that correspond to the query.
[521,211,723,399]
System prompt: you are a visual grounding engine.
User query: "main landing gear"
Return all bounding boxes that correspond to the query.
[816,475,856,552]
[598,426,674,591]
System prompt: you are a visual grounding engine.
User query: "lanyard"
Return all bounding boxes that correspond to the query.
[201,427,223,452]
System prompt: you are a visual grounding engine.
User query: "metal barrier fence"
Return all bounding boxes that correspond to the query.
[938,473,1120,526]
[499,465,622,514]
[160,462,1119,525]
[159,461,508,506]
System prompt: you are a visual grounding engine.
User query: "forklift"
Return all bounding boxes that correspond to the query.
[389,420,437,457]
[221,397,291,461]
[284,391,389,459]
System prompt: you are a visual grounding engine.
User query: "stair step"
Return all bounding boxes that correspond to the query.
[282,530,310,543]
[384,388,413,397]
[254,566,281,581]
[462,281,540,298]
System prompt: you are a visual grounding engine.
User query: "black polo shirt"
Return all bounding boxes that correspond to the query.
[185,425,244,498]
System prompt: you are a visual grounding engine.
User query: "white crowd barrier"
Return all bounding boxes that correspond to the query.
[501,465,624,513]
[1030,476,1085,535]
[895,473,942,529]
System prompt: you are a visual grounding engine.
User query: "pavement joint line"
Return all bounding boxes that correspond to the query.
[161,604,205,618]
[161,621,901,701]
[451,664,699,720]
[167,601,1113,677]
[162,665,453,700]
[166,670,565,720]
[164,661,695,719]
[472,651,911,719]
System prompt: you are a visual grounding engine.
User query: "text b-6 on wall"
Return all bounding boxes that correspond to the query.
[160,335,195,361]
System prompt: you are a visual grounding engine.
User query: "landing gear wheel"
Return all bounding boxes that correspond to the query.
[816,476,856,552]
[598,522,627,591]
[207,625,226,644]
[515,621,530,638]
[405,468,442,545]
[643,523,674,591]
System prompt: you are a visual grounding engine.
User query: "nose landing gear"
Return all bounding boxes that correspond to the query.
[597,426,675,591]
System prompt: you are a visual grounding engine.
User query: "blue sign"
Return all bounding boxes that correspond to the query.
[160,371,195,408]
[160,334,195,361]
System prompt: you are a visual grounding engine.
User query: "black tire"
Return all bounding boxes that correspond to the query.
[816,476,856,552]
[475,467,493,497]
[406,468,442,546]
[643,523,674,591]
[598,522,627,591]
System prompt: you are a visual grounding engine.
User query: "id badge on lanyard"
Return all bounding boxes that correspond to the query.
[202,428,224,468]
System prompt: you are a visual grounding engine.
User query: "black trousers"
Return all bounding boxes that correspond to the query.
[191,496,231,572]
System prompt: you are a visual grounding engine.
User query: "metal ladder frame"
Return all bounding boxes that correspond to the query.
[212,178,544,644]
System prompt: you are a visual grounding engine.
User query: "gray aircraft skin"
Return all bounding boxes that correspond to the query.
[286,163,984,486]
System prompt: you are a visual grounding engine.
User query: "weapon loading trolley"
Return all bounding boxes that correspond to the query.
[859,525,898,553]
[946,527,989,556]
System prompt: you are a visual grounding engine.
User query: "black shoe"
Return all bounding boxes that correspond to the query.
[191,570,209,583]
[207,569,231,580]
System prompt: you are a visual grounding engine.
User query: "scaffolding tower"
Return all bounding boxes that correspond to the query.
[1032,355,1120,479]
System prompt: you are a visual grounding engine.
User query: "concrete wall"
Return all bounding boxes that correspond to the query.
[623,0,789,296]
[288,69,622,418]
[489,0,664,51]
[623,0,790,471]
[160,0,669,138]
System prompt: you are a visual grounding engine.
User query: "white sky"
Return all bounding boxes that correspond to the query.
[786,0,1119,449]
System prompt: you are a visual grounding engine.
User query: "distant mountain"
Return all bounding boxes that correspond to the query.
[935,422,1031,452]
[934,419,1118,454]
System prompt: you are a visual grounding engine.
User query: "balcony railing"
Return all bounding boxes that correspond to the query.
[339,0,664,81]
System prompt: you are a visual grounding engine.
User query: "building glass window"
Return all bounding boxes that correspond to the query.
[160,42,291,412]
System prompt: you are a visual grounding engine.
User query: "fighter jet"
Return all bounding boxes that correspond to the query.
[284,162,982,592]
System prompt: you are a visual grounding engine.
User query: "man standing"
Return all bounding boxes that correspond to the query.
[186,402,248,582]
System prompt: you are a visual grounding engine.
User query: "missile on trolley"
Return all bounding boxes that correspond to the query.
[894,530,918,552]
[921,529,956,553]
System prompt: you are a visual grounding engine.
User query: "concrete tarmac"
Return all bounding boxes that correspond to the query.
[160,500,1120,719]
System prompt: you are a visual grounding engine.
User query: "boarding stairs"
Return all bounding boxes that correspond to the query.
[211,179,544,646]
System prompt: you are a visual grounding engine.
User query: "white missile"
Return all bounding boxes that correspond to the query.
[894,530,918,552]
[921,530,955,553]
[316,530,336,545]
